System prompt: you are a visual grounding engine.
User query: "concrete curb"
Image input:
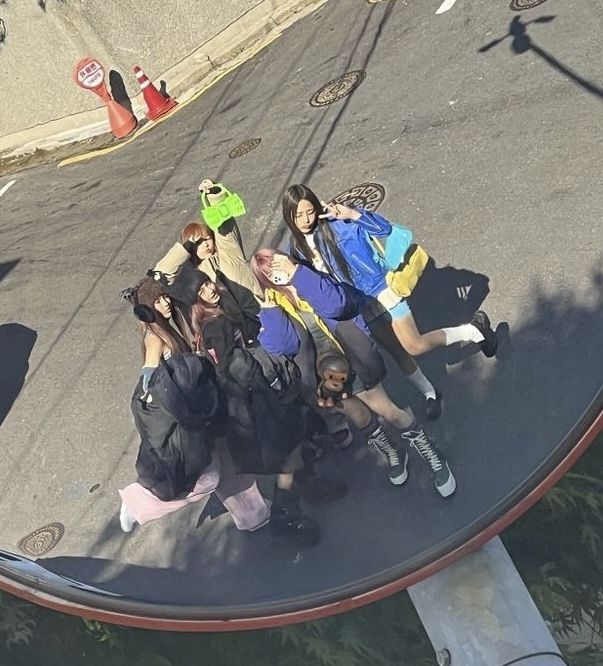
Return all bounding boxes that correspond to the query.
[0,0,327,160]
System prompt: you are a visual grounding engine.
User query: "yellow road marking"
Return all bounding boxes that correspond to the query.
[58,33,282,168]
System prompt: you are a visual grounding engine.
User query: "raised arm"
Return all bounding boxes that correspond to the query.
[320,202,393,238]
[354,209,394,238]
[211,218,263,299]
[152,242,191,281]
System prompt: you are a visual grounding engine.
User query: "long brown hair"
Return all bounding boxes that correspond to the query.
[189,281,228,353]
[135,278,190,358]
[281,184,352,283]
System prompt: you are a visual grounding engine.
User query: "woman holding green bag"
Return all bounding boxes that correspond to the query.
[154,180,262,301]
[151,181,354,452]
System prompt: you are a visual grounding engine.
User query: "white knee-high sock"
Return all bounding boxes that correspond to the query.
[408,368,436,400]
[442,323,484,346]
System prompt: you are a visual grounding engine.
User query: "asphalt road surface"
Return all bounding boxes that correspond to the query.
[0,0,601,620]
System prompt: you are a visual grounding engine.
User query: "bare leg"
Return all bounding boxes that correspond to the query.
[276,473,294,490]
[392,311,493,358]
[369,315,438,410]
[391,313,447,357]
[356,383,415,431]
[369,316,419,375]
[338,391,410,486]
[276,444,304,489]
[335,395,375,430]
[357,385,456,496]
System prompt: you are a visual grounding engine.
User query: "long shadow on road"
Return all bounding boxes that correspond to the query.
[257,0,398,250]
[479,15,603,100]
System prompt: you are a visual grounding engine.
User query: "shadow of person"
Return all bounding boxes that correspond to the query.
[159,80,172,100]
[108,69,135,115]
[0,323,37,426]
[0,259,21,284]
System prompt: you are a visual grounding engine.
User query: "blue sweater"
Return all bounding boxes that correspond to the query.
[258,265,364,356]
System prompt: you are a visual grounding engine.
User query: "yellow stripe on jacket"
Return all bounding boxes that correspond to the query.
[265,287,343,354]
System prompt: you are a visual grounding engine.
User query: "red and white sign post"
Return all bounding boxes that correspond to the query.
[73,57,137,139]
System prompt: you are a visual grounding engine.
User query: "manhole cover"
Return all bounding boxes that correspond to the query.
[510,0,548,10]
[309,70,366,107]
[18,522,65,557]
[330,182,386,212]
[228,138,261,159]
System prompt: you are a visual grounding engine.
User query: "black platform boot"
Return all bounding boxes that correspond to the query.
[270,486,320,548]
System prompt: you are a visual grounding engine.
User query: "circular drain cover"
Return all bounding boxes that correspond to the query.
[330,182,385,212]
[510,0,548,10]
[228,138,261,159]
[309,70,366,107]
[19,523,65,557]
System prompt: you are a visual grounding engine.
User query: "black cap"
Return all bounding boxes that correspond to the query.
[166,262,212,305]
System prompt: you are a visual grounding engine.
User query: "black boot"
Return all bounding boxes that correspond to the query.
[367,426,409,486]
[402,426,456,498]
[295,466,348,504]
[270,487,320,548]
[471,310,498,358]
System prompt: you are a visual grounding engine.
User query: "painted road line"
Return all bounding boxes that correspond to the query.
[436,0,459,14]
[58,32,282,168]
[0,180,16,199]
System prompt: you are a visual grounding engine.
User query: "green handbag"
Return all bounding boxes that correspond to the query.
[199,184,246,230]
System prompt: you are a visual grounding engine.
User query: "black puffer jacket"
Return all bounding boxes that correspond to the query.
[201,315,307,474]
[132,353,223,501]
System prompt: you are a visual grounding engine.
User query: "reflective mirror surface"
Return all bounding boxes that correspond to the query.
[0,0,602,628]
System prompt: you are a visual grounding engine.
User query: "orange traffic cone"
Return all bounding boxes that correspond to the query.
[73,58,137,139]
[133,65,177,121]
[106,99,138,138]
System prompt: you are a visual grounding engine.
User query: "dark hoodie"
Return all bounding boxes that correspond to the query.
[132,353,223,501]
[200,314,307,475]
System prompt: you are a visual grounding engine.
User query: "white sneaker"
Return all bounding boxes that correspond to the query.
[119,503,136,533]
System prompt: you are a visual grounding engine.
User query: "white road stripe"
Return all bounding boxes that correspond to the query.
[436,0,459,14]
[0,179,16,199]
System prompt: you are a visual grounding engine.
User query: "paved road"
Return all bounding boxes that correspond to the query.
[0,0,601,618]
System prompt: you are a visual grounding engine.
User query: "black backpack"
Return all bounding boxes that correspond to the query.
[248,344,302,405]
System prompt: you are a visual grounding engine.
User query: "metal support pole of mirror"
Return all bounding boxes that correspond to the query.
[408,537,567,666]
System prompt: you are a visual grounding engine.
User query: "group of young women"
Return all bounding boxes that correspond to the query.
[118,180,499,548]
